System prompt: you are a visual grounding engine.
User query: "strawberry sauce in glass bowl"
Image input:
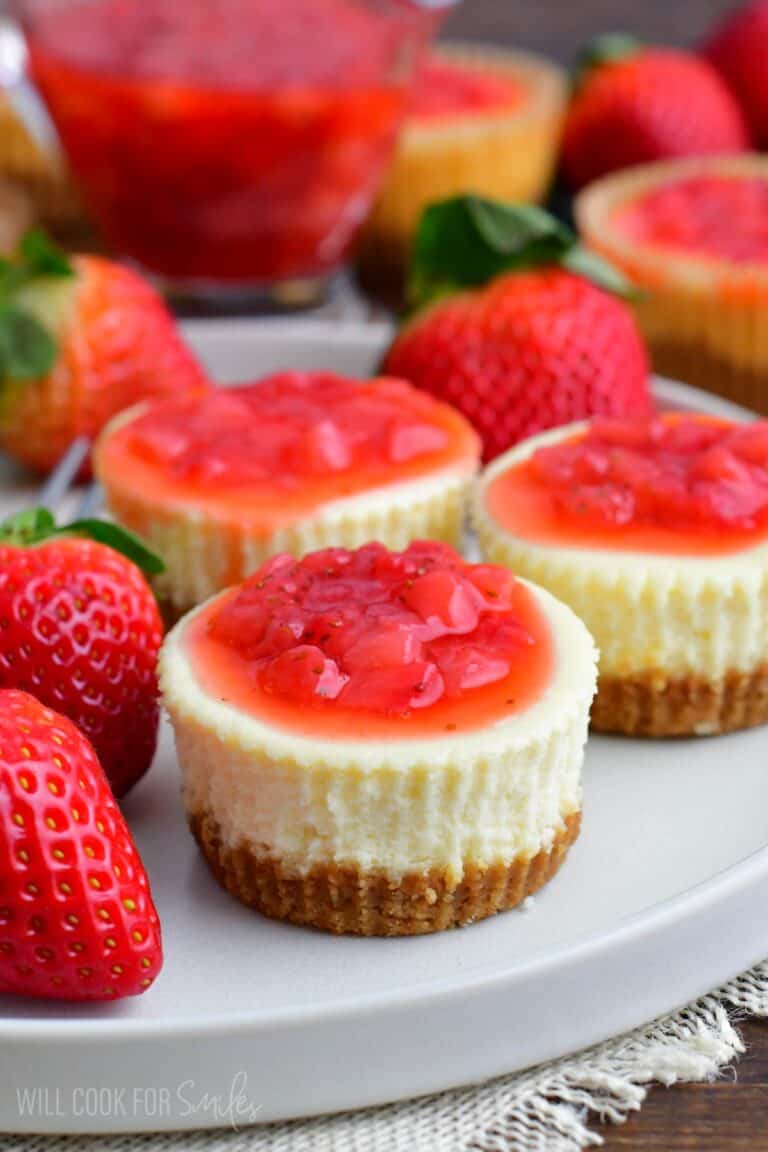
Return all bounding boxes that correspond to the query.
[19,0,447,301]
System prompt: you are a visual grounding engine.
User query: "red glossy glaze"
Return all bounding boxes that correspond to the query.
[614,175,768,263]
[99,373,480,534]
[410,57,524,122]
[25,0,419,283]
[487,415,768,555]
[187,542,554,739]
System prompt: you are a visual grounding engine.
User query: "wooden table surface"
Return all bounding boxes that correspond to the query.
[443,1,768,1147]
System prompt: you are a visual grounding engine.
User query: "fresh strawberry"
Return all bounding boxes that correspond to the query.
[0,689,162,1001]
[562,36,749,191]
[383,197,651,463]
[0,508,164,798]
[704,2,768,146]
[0,230,207,474]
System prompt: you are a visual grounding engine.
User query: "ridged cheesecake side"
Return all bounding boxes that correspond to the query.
[160,582,597,935]
[95,403,478,619]
[475,422,768,736]
[104,464,473,619]
[575,155,768,415]
[359,45,566,279]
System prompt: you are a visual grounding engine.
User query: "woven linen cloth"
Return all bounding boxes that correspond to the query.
[7,961,768,1152]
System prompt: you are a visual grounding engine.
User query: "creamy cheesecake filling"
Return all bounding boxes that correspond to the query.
[160,576,597,876]
[476,419,768,680]
[108,465,475,612]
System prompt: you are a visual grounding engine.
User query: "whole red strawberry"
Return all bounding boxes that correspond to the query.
[0,509,163,797]
[0,689,162,1001]
[704,2,768,146]
[384,197,651,463]
[0,231,208,475]
[562,37,749,191]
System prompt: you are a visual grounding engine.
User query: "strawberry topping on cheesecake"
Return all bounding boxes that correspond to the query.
[485,415,768,555]
[98,373,479,536]
[613,175,768,263]
[410,56,525,122]
[186,542,554,740]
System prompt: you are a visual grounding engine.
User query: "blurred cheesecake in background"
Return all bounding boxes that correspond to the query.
[0,92,87,248]
[0,172,34,252]
[576,155,768,414]
[358,45,566,284]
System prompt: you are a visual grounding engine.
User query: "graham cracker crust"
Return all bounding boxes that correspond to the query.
[648,340,768,416]
[189,809,581,936]
[592,665,768,737]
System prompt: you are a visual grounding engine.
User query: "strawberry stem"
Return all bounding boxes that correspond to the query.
[0,508,165,577]
[407,196,633,312]
[0,230,73,384]
[572,33,642,91]
[0,507,55,544]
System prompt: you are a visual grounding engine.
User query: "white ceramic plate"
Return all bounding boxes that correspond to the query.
[1,320,767,1135]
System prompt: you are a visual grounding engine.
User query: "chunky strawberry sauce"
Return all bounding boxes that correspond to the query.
[24,0,425,283]
[99,373,479,532]
[487,416,768,555]
[410,57,524,122]
[187,543,553,739]
[613,176,768,263]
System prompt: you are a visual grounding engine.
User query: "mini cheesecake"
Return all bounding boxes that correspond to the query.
[576,155,768,413]
[475,414,768,737]
[94,373,480,618]
[359,44,565,280]
[0,94,84,237]
[160,541,597,936]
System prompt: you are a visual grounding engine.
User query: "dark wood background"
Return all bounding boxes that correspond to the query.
[443,0,737,59]
[443,3,768,1147]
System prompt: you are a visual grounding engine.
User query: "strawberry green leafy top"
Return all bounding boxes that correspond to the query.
[0,231,73,384]
[407,196,632,311]
[0,507,165,577]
